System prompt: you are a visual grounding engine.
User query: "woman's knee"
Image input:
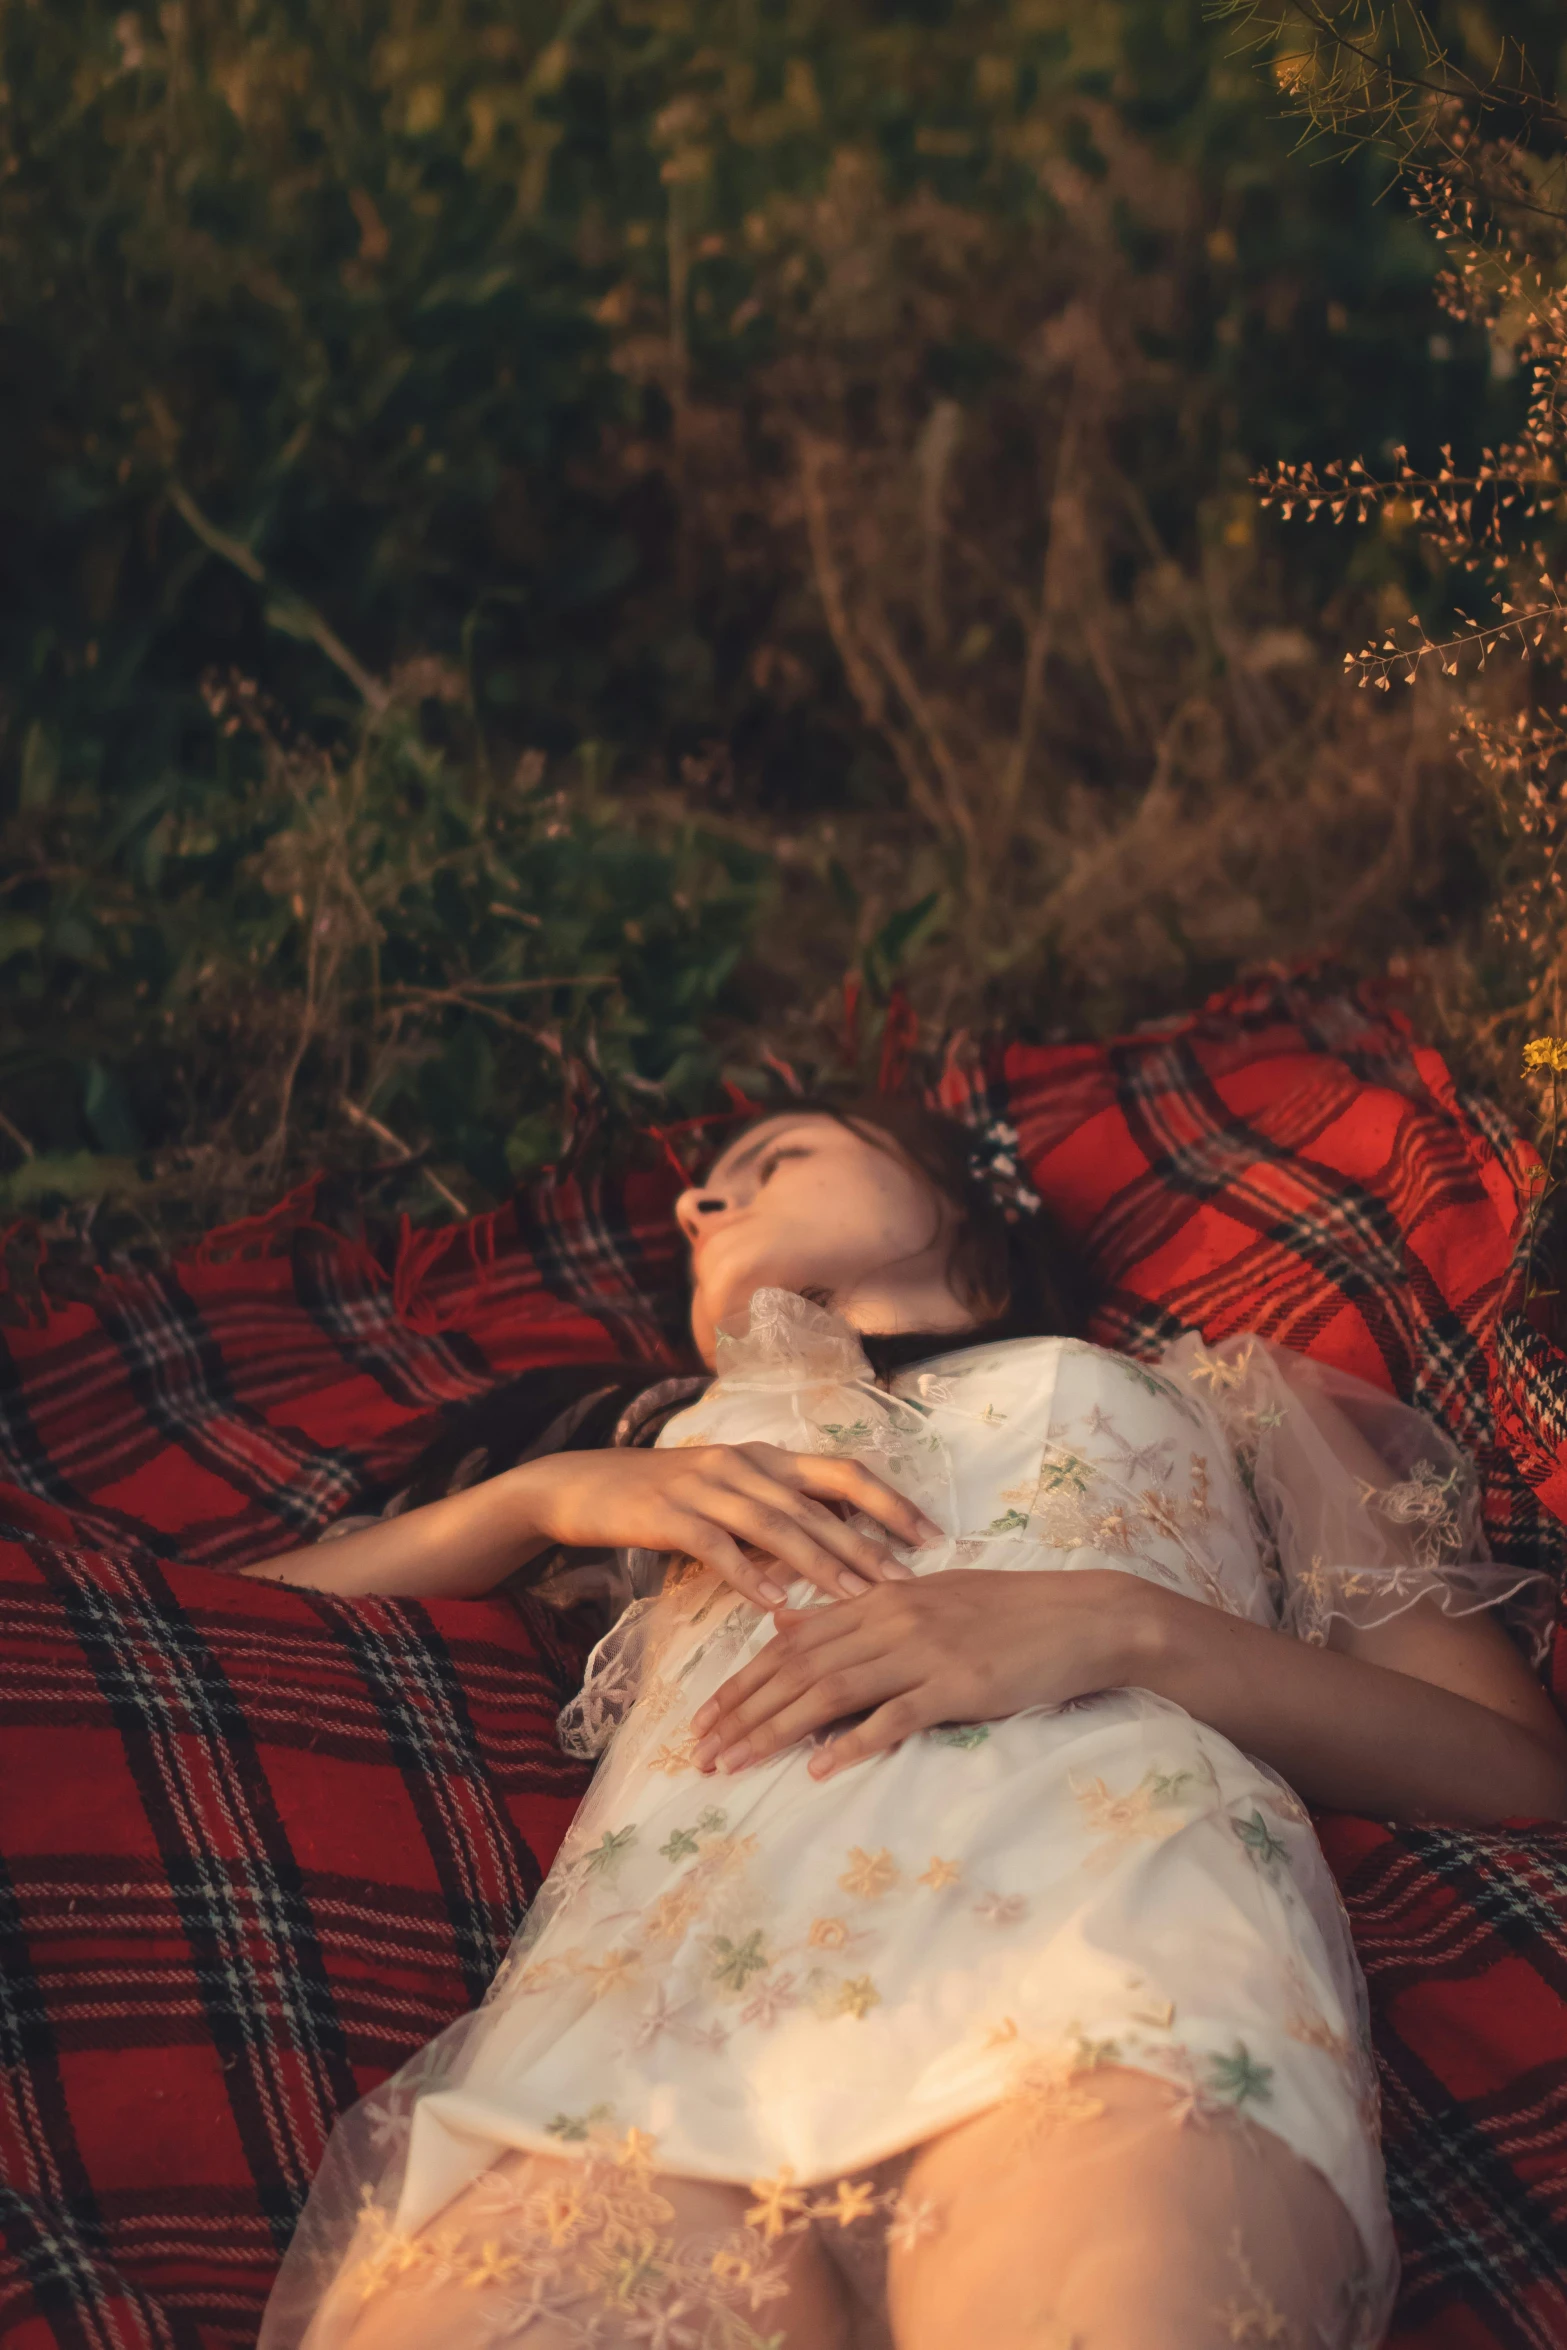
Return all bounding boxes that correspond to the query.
[887,2069,1364,2350]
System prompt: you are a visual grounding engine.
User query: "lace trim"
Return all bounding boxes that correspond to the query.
[712,1287,871,1387]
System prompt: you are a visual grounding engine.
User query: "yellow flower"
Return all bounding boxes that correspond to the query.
[838,1846,900,1899]
[538,2177,588,2247]
[835,1974,881,2020]
[582,1947,641,2001]
[459,2241,518,2292]
[917,1856,962,1891]
[616,2126,658,2174]
[1524,1035,1567,1074]
[1072,1768,1191,1845]
[807,1915,849,1949]
[820,2177,877,2228]
[710,2246,758,2285]
[745,2167,809,2242]
[643,1881,709,1942]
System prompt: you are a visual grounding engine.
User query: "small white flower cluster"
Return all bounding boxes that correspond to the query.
[966,1116,1043,1225]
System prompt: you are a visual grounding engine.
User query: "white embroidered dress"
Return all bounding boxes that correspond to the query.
[263,1294,1544,2350]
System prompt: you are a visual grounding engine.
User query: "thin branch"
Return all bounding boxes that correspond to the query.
[0,1106,36,1162]
[339,1097,469,1217]
[380,975,618,996]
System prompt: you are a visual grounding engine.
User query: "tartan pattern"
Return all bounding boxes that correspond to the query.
[0,1169,687,1573]
[2,964,1566,2346]
[0,1544,591,2350]
[1318,1817,1567,2350]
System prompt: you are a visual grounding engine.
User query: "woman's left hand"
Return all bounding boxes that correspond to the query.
[690,1567,1159,1780]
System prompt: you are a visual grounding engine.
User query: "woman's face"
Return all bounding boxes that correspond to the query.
[676,1113,966,1363]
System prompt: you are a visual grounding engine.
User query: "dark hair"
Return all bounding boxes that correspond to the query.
[787,1094,1091,1377]
[380,1095,1093,1515]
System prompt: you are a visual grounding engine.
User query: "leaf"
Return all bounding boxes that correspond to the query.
[863,890,942,990]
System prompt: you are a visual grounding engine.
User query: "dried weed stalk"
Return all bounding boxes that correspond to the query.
[1247,2,1567,1290]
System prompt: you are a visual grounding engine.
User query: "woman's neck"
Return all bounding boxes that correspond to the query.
[832,1269,978,1342]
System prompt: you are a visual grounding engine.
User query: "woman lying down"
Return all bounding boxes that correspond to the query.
[244,1097,1567,2350]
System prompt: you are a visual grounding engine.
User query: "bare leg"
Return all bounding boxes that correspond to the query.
[321,2147,854,2350]
[887,2068,1365,2350]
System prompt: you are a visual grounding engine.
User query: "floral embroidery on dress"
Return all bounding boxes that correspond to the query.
[1232,1810,1291,1873]
[1072,1767,1198,1868]
[659,1808,729,1863]
[1213,2228,1296,2347]
[917,1856,962,1890]
[1208,2044,1275,2107]
[972,1891,1029,1926]
[343,2125,827,2349]
[832,1974,882,2019]
[927,1721,990,1749]
[738,1972,800,2029]
[838,1847,901,1899]
[885,2194,943,2252]
[545,2103,617,2142]
[1355,1459,1466,1567]
[709,1931,770,1991]
[582,1946,643,2001]
[585,1826,638,1878]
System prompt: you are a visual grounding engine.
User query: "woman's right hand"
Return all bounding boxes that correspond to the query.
[511,1442,943,1609]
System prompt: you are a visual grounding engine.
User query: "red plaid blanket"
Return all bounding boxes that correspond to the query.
[3,967,1565,2348]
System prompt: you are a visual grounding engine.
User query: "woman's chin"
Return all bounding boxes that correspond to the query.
[689,1274,773,1366]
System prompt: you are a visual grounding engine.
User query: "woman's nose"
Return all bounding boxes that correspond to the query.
[675,1187,729,1240]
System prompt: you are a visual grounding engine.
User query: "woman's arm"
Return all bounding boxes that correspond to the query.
[238,1444,942,1605]
[691,1569,1567,1823]
[1129,1586,1567,1821]
[239,1466,555,1600]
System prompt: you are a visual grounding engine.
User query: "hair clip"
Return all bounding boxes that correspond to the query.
[966,1116,1042,1224]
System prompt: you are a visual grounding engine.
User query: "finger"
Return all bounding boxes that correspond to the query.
[727,1469,921,1590]
[696,1624,911,1762]
[666,1515,794,1612]
[690,1600,877,1735]
[702,1653,919,1773]
[697,1485,889,1602]
[765,1451,945,1552]
[807,1690,938,1779]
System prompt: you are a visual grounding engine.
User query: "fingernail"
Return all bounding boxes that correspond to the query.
[718,1742,750,1772]
[757,1578,788,1606]
[694,1734,721,1766]
[919,1521,944,1542]
[881,1559,917,1581]
[808,1751,834,1779]
[691,1700,717,1733]
[838,1569,870,1597]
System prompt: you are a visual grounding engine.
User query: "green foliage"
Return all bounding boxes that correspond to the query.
[0,0,1544,1234]
[0,677,768,1220]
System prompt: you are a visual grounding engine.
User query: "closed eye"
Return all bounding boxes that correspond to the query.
[757,1146,811,1184]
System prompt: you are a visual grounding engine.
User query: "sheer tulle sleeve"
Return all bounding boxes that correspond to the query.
[1156,1332,1553,1658]
[555,1595,660,1758]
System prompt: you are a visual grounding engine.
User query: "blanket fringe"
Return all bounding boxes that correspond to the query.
[192,1174,328,1266]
